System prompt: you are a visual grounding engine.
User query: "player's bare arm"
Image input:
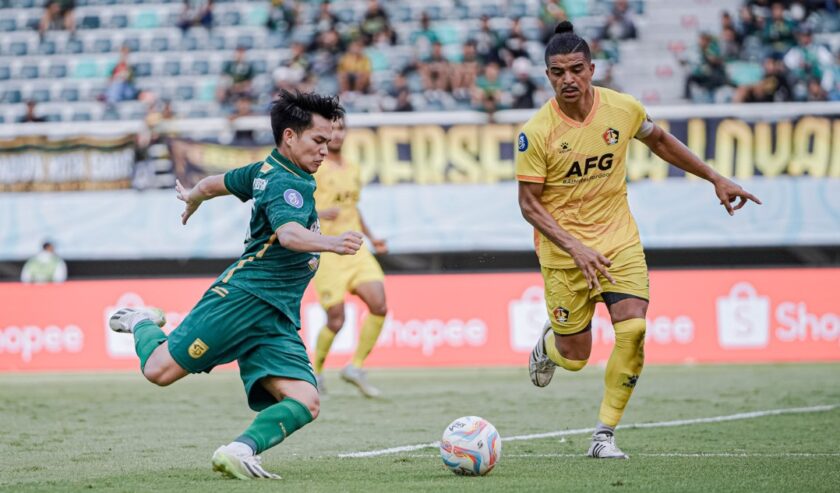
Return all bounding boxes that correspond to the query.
[276,222,363,255]
[638,124,762,216]
[175,175,230,225]
[358,209,388,254]
[318,207,341,220]
[518,181,615,290]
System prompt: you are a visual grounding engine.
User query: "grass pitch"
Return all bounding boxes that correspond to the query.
[1,364,839,492]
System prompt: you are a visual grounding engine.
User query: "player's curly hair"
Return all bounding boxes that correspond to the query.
[544,21,591,65]
[270,90,345,146]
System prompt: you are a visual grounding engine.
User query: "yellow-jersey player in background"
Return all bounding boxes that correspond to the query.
[517,21,761,459]
[312,116,388,397]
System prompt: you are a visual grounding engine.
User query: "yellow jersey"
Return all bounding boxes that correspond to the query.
[313,157,363,236]
[515,87,649,269]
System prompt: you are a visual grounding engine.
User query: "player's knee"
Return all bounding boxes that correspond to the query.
[326,313,345,333]
[369,301,387,317]
[302,393,320,420]
[143,363,175,386]
[561,358,588,372]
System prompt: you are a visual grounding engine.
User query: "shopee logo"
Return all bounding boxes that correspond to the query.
[776,302,840,343]
[0,325,84,362]
[378,318,488,356]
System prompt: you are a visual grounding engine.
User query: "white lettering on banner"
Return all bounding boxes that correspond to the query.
[378,318,487,356]
[776,302,840,343]
[0,325,83,362]
[716,282,770,349]
[592,314,695,345]
[104,292,185,358]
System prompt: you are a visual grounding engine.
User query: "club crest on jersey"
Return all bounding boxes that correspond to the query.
[603,128,620,145]
[518,132,529,151]
[553,306,570,323]
[284,189,304,208]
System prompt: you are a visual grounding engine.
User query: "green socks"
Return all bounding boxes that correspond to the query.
[236,397,314,454]
[133,320,167,371]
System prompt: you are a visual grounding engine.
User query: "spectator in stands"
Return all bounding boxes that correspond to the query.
[21,240,67,284]
[312,0,338,33]
[451,40,481,101]
[601,0,637,41]
[783,26,832,94]
[359,0,395,46]
[393,88,414,112]
[825,51,840,101]
[500,18,530,68]
[733,55,793,102]
[337,38,372,95]
[589,38,618,63]
[683,32,729,101]
[196,0,214,30]
[806,77,828,101]
[178,0,214,34]
[228,97,256,145]
[411,12,440,63]
[105,44,137,105]
[39,0,75,38]
[218,46,254,105]
[720,26,743,61]
[309,26,345,76]
[762,2,796,54]
[472,61,504,116]
[736,5,760,40]
[539,0,568,44]
[273,42,310,93]
[510,57,538,109]
[475,15,502,65]
[267,0,299,33]
[382,71,414,112]
[420,41,451,94]
[20,100,47,123]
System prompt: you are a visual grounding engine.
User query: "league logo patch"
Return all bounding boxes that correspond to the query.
[603,128,620,145]
[284,189,304,208]
[553,306,570,323]
[518,132,529,152]
[188,338,209,359]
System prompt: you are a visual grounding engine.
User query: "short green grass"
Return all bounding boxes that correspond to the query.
[1,364,839,492]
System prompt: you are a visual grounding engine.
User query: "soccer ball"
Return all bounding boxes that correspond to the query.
[439,416,501,476]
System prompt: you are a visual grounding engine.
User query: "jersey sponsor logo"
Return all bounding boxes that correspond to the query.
[253,178,267,191]
[188,338,209,358]
[517,132,529,152]
[565,153,614,178]
[603,128,620,145]
[553,306,570,323]
[284,189,304,208]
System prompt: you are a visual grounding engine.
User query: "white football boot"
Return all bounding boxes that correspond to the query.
[528,320,557,387]
[108,307,166,333]
[340,365,381,397]
[587,433,629,459]
[212,444,281,480]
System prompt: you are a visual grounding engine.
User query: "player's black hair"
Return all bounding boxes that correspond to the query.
[270,90,345,146]
[544,21,591,65]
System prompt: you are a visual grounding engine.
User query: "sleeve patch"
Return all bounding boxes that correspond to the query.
[283,189,304,208]
[518,132,529,152]
[635,117,655,139]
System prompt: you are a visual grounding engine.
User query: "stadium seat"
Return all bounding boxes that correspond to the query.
[48,63,68,78]
[65,38,84,54]
[93,38,113,53]
[175,84,195,100]
[236,35,255,50]
[727,62,763,86]
[0,17,16,32]
[191,59,210,75]
[31,87,51,103]
[10,41,28,57]
[110,14,129,28]
[246,5,269,26]
[134,61,152,77]
[563,0,591,19]
[1,89,22,104]
[74,59,99,78]
[38,40,57,55]
[123,36,141,52]
[0,66,10,80]
[80,14,101,29]
[210,34,226,50]
[221,11,241,26]
[163,60,181,76]
[72,110,93,121]
[132,11,159,29]
[151,36,170,52]
[197,80,217,101]
[180,35,200,51]
[20,64,39,79]
[60,87,80,101]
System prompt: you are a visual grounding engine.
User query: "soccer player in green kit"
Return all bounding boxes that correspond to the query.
[108,91,361,480]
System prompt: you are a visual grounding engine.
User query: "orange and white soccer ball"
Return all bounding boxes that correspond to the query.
[439,416,502,476]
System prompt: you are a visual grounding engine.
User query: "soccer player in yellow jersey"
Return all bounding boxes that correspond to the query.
[517,21,761,459]
[312,116,388,397]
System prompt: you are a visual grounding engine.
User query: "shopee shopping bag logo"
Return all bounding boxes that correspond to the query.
[716,282,770,349]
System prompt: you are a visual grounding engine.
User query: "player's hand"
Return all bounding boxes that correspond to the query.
[713,177,762,216]
[332,231,364,255]
[319,207,340,220]
[569,243,615,291]
[175,179,201,225]
[371,238,388,254]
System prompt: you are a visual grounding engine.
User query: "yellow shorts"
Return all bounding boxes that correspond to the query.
[542,242,649,335]
[313,245,385,309]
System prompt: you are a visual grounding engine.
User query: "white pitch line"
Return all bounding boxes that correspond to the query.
[397,453,840,459]
[337,404,837,458]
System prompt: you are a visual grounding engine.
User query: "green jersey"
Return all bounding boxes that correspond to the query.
[219,149,320,327]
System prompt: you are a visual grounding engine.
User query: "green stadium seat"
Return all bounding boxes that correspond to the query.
[246,5,269,26]
[132,11,159,29]
[197,80,217,101]
[563,0,590,19]
[74,59,99,78]
[433,24,461,45]
[365,48,390,72]
[727,61,763,86]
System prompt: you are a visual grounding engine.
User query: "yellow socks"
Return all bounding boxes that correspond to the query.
[313,326,336,375]
[598,318,646,427]
[545,331,588,371]
[351,314,385,368]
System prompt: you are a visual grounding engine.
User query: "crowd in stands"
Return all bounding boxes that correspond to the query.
[683,0,840,103]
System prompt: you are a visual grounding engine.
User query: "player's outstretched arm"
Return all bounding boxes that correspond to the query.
[175,175,231,225]
[276,222,363,255]
[518,181,615,291]
[639,125,762,216]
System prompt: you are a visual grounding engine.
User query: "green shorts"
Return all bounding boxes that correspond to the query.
[167,283,316,411]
